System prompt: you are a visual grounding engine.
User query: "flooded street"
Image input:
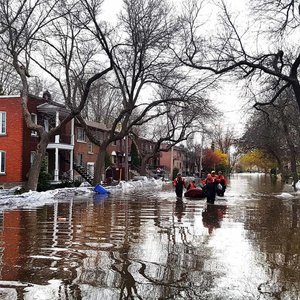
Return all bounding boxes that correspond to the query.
[1,173,300,299]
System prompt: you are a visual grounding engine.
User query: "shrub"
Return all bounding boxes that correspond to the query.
[37,160,52,192]
[172,167,179,180]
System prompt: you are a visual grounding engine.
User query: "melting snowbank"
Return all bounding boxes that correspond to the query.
[295,180,300,191]
[0,178,165,210]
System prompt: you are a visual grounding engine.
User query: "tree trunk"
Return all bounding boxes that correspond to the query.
[283,122,298,186]
[140,158,148,176]
[292,82,300,112]
[270,151,287,181]
[93,145,107,185]
[26,136,48,191]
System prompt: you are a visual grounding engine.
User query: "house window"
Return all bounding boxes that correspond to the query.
[77,127,86,142]
[31,113,38,136]
[88,142,93,154]
[44,119,49,132]
[0,151,5,174]
[87,162,94,176]
[0,112,6,135]
[77,153,84,166]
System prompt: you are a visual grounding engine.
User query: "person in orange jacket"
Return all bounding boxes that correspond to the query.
[173,173,186,197]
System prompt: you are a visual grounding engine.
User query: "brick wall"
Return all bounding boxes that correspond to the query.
[0,97,24,184]
[0,95,46,186]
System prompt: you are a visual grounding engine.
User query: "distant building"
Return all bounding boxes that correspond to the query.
[160,144,187,177]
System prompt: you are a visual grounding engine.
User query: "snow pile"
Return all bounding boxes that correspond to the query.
[275,192,294,199]
[0,189,60,210]
[117,177,163,192]
[0,177,165,210]
[295,180,300,191]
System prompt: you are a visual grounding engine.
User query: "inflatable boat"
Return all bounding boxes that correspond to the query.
[184,188,205,199]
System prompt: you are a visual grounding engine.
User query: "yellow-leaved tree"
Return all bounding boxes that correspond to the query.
[239,150,276,172]
[214,149,230,172]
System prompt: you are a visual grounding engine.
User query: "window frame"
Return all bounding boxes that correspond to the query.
[88,142,93,154]
[0,151,6,174]
[87,162,95,176]
[77,127,86,142]
[44,119,49,132]
[0,112,6,135]
[31,113,38,136]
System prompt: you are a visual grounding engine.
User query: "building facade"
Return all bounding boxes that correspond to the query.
[159,144,187,178]
[0,94,165,187]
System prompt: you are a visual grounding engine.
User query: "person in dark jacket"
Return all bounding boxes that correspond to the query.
[203,173,217,204]
[216,171,227,196]
[173,173,186,197]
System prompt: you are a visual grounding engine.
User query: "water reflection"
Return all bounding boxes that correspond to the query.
[0,174,299,299]
[174,198,185,222]
[202,204,227,235]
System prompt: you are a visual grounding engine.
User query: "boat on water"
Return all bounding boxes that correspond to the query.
[184,188,205,199]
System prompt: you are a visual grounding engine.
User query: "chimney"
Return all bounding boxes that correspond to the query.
[42,90,52,102]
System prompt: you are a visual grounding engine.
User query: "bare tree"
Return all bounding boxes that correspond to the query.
[0,0,112,190]
[130,97,212,176]
[211,124,235,154]
[0,48,20,94]
[76,0,216,184]
[82,78,123,125]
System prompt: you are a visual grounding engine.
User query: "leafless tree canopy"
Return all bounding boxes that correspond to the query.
[212,124,235,154]
[175,0,300,112]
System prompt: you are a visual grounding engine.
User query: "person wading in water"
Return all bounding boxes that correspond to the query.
[173,173,186,198]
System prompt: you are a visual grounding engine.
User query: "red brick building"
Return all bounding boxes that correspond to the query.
[0,95,47,187]
[0,94,164,188]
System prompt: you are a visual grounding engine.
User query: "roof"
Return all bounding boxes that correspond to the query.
[37,102,69,116]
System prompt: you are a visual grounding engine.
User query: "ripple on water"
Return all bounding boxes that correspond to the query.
[84,242,115,249]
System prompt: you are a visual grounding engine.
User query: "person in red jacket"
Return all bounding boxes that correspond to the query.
[173,173,186,197]
[211,170,217,182]
[187,180,196,190]
[203,173,217,204]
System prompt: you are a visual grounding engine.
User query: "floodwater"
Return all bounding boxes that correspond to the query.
[0,174,300,300]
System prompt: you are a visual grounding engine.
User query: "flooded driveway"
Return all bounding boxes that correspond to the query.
[0,173,300,299]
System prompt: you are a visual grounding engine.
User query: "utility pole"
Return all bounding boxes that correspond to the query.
[170,146,174,179]
[200,135,204,178]
[125,135,129,181]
